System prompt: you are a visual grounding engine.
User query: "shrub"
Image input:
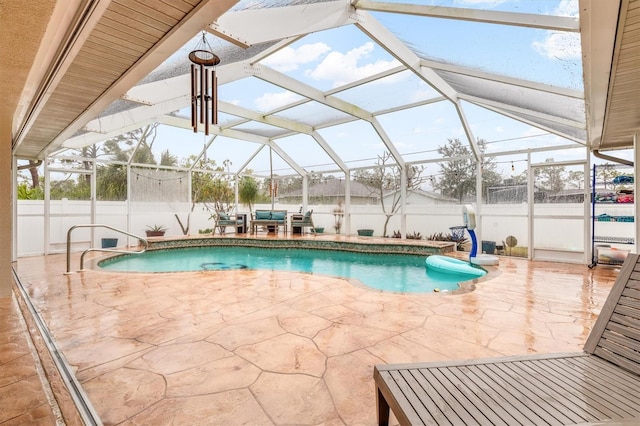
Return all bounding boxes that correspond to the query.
[391,230,422,239]
[427,232,467,251]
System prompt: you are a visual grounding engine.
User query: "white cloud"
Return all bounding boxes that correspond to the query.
[533,31,581,59]
[308,42,400,87]
[553,0,579,17]
[254,91,303,110]
[261,43,331,72]
[532,0,580,59]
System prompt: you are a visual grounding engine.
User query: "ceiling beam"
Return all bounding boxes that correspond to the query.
[219,101,349,172]
[210,1,354,46]
[159,114,306,176]
[353,9,458,102]
[353,0,580,32]
[419,59,584,100]
[461,94,585,130]
[465,97,586,145]
[249,64,373,121]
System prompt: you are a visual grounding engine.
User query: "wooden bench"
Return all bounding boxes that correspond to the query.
[250,210,288,234]
[374,253,640,425]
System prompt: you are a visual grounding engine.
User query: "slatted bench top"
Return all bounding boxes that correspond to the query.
[374,253,640,426]
[375,353,640,425]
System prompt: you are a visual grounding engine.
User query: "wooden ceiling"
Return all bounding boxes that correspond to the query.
[11,0,236,159]
[598,0,640,151]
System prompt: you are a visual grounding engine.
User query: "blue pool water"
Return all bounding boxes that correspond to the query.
[99,247,484,293]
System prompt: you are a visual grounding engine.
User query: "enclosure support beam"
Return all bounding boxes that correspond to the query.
[475,161,483,245]
[456,102,481,161]
[44,161,50,255]
[400,166,407,239]
[302,175,309,214]
[91,160,97,247]
[635,133,640,255]
[345,171,351,235]
[583,148,591,264]
[527,152,534,260]
[11,156,17,263]
[126,165,132,247]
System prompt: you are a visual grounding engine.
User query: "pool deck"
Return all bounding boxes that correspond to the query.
[5,234,620,425]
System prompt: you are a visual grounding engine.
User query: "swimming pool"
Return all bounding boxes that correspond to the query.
[99,246,484,293]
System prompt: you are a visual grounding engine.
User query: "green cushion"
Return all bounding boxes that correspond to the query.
[304,211,311,218]
[271,211,286,221]
[256,211,271,220]
[219,213,229,220]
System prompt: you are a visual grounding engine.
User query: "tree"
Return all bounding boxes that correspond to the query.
[160,149,178,167]
[354,151,426,237]
[566,170,584,189]
[17,182,43,200]
[432,138,502,202]
[535,158,565,193]
[175,156,234,234]
[96,164,127,201]
[238,175,259,215]
[16,161,44,199]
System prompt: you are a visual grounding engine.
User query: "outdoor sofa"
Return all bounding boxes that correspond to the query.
[250,209,288,234]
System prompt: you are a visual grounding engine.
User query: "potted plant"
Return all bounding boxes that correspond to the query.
[145,224,167,237]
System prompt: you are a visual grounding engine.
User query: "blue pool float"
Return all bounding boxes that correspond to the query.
[425,255,486,278]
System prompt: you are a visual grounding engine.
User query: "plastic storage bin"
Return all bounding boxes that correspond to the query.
[597,247,630,265]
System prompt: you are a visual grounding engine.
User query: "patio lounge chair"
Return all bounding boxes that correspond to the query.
[213,211,242,235]
[291,210,315,234]
[374,253,640,425]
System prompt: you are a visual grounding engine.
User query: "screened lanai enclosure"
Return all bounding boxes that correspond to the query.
[13,0,639,265]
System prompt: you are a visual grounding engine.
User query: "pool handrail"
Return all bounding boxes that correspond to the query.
[66,224,148,274]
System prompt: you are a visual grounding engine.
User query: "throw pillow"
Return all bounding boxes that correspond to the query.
[271,211,286,221]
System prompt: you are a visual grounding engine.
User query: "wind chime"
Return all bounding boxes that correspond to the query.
[188,32,220,135]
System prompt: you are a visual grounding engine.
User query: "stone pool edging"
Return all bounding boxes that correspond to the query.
[143,237,455,257]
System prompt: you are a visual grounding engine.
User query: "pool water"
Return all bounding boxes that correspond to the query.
[99,246,483,293]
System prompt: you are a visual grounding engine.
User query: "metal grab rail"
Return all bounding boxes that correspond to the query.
[66,224,148,273]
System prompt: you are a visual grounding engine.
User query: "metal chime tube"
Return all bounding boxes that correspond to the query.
[190,64,197,132]
[204,68,210,135]
[199,64,205,125]
[212,69,218,125]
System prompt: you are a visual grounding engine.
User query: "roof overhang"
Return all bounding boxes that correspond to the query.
[582,0,639,151]
[11,0,237,160]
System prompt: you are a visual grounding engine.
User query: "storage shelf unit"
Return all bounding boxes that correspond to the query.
[590,164,635,268]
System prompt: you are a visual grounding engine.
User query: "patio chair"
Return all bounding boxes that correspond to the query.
[213,211,242,235]
[291,209,315,234]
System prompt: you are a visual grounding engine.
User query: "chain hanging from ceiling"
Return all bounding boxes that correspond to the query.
[188,31,220,135]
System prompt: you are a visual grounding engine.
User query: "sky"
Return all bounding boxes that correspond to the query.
[71,0,622,184]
